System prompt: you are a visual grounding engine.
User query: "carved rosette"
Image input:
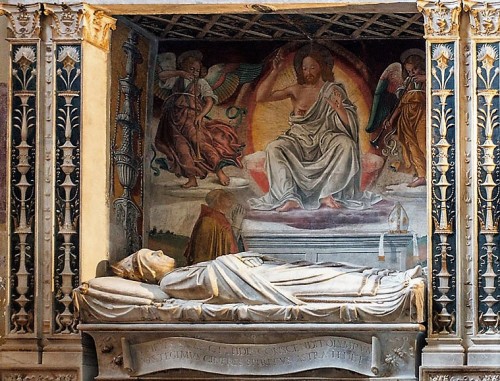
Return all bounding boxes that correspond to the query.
[9,44,38,334]
[417,0,461,38]
[430,43,457,335]
[464,1,500,37]
[0,3,40,39]
[54,45,81,334]
[474,43,500,334]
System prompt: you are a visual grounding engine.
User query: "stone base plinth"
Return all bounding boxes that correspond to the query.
[80,323,425,381]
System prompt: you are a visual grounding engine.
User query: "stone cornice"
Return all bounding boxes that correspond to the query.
[463,0,500,37]
[44,3,116,51]
[0,3,41,40]
[417,0,462,38]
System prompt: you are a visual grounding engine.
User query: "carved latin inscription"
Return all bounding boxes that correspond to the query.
[124,336,380,377]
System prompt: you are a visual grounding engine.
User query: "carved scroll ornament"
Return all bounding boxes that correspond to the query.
[417,0,461,37]
[0,3,41,39]
[44,4,116,51]
[464,0,500,36]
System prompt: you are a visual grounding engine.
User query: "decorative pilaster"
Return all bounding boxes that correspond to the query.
[53,45,81,334]
[0,3,41,338]
[417,0,464,365]
[463,0,500,366]
[43,4,115,335]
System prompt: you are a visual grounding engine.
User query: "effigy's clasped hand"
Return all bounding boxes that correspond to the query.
[236,252,264,268]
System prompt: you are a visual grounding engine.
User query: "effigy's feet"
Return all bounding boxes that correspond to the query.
[181,177,198,188]
[320,196,342,209]
[407,177,426,188]
[216,170,230,186]
[275,200,301,212]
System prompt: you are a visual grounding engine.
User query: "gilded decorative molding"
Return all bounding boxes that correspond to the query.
[44,4,116,51]
[417,0,461,38]
[475,43,500,334]
[81,6,116,52]
[464,1,500,37]
[9,44,38,334]
[0,3,41,40]
[53,45,81,334]
[430,43,457,334]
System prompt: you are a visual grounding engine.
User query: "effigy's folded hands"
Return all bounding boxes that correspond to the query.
[235,251,263,268]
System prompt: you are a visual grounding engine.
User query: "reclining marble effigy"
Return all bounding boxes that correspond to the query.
[74,249,426,380]
[74,249,425,324]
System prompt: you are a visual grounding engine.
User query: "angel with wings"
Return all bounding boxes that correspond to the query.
[366,49,426,188]
[154,50,261,188]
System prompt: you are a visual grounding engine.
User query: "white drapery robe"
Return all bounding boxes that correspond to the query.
[159,253,422,306]
[249,82,380,210]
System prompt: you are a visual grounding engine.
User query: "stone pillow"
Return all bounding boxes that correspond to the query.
[111,248,175,284]
[86,276,169,302]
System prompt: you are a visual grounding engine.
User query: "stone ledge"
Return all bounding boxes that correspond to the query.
[421,366,500,380]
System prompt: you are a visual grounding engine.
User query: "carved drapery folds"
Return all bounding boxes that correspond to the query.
[418,0,461,337]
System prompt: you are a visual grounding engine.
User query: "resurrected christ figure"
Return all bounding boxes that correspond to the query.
[249,44,380,212]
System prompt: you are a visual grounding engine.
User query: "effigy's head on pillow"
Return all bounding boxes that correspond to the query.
[111,249,175,284]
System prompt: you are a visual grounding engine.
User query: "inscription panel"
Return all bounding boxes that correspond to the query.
[126,336,379,377]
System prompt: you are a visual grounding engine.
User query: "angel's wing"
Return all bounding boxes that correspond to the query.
[153,52,176,101]
[365,62,403,133]
[205,63,263,104]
